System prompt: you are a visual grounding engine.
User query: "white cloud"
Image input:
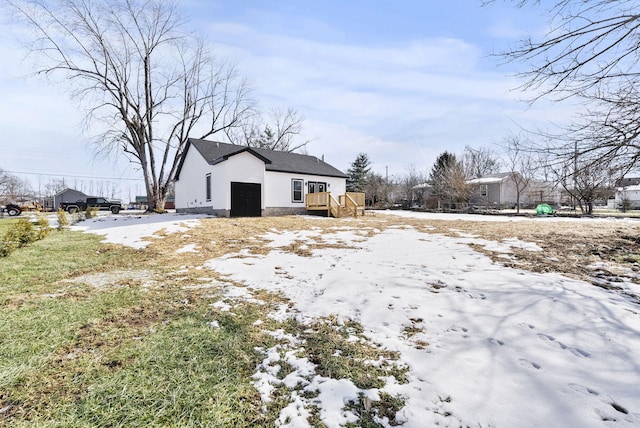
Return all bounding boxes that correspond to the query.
[0,5,577,194]
[205,21,574,175]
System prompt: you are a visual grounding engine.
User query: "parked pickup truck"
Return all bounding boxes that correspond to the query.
[60,197,122,214]
[1,203,22,216]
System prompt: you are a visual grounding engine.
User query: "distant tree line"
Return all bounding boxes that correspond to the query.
[482,0,640,214]
[346,136,623,214]
[0,167,131,209]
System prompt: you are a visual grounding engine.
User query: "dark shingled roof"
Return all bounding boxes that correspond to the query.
[618,177,640,187]
[176,139,347,179]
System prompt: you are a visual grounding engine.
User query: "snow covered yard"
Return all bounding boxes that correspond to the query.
[74,211,640,427]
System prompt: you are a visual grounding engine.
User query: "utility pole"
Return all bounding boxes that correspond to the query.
[385,166,389,204]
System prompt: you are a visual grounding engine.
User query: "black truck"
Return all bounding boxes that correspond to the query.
[60,197,123,214]
[1,203,22,216]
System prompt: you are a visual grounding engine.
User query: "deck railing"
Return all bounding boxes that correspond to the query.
[306,192,331,209]
[306,192,365,217]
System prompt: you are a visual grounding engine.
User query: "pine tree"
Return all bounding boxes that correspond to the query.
[429,151,469,208]
[347,153,371,192]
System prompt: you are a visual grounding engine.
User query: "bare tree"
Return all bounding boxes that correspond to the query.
[8,0,253,211]
[495,0,640,98]
[0,168,10,192]
[429,152,470,211]
[230,108,310,153]
[462,145,502,179]
[0,169,33,204]
[396,165,428,207]
[493,0,640,173]
[501,134,539,213]
[3,179,32,205]
[363,172,391,208]
[0,168,16,204]
[545,135,624,214]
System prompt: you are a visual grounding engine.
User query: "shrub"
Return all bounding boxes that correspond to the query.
[85,205,97,219]
[1,218,37,257]
[0,239,17,257]
[36,215,51,240]
[57,209,70,230]
[0,217,56,257]
[620,198,633,213]
[5,218,37,247]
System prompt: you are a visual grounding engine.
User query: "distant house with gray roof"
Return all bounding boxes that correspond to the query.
[43,188,89,211]
[467,172,531,208]
[174,139,348,217]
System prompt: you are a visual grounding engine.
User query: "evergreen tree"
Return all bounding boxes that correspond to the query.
[429,151,469,209]
[429,152,457,199]
[346,153,372,192]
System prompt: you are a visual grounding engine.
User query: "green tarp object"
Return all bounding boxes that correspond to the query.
[536,203,555,216]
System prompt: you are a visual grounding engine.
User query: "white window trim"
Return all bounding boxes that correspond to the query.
[205,173,212,202]
[292,178,304,203]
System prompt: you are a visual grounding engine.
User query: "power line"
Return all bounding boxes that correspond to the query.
[5,170,143,181]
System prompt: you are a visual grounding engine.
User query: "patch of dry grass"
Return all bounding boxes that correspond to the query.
[391,216,640,301]
[151,214,639,303]
[4,213,637,426]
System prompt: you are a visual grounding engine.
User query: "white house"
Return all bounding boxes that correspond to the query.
[612,184,640,210]
[174,139,348,217]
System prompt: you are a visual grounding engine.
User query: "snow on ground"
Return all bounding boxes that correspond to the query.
[69,212,205,249]
[205,214,640,427]
[70,211,640,427]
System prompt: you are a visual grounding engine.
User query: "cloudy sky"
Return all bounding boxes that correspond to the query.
[0,0,574,200]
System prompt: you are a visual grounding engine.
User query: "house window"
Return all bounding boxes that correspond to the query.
[292,179,304,203]
[480,185,488,197]
[205,173,211,201]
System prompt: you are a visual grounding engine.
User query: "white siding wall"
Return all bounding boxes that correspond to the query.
[501,180,517,206]
[501,179,530,207]
[265,172,346,207]
[220,153,266,209]
[176,151,266,211]
[615,186,640,209]
[176,148,347,214]
[174,146,212,210]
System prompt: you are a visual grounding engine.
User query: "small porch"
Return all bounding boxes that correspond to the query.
[306,192,366,218]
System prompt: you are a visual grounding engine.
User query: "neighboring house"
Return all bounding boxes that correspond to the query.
[526,180,564,206]
[410,183,440,209]
[174,139,348,217]
[617,177,640,188]
[44,188,88,211]
[612,184,640,210]
[468,172,531,208]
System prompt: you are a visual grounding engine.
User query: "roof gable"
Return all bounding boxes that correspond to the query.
[176,139,347,179]
[54,188,88,198]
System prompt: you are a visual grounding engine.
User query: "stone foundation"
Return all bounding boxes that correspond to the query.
[263,207,308,216]
[177,206,310,217]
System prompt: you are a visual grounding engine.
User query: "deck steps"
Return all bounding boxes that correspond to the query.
[305,192,366,218]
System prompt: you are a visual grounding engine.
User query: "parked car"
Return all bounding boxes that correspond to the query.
[59,197,122,214]
[1,203,22,216]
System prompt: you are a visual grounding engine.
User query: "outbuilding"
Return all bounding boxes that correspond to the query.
[174,139,348,217]
[44,188,89,212]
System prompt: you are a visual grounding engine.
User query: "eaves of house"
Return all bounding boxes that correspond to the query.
[175,139,348,180]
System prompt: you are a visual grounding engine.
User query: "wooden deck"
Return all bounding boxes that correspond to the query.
[306,192,366,218]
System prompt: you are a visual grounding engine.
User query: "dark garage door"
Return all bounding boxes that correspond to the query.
[231,182,261,217]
